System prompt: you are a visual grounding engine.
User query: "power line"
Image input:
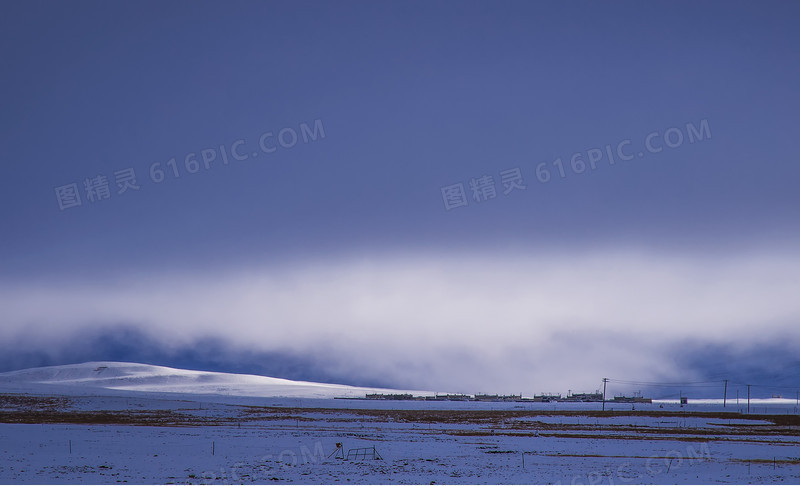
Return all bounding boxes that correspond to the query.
[606,378,800,392]
[606,378,721,387]
[730,382,800,391]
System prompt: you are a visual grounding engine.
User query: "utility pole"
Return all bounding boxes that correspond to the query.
[602,378,608,411]
[747,384,751,414]
[723,379,728,408]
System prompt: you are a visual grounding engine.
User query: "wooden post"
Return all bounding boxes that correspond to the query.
[747,385,751,414]
[723,379,728,408]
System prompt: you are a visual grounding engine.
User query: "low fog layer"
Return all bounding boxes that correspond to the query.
[3,247,798,394]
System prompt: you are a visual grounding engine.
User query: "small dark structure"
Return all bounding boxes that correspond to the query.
[328,443,345,459]
[346,446,382,460]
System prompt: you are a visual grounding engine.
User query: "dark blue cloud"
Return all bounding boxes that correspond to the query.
[0,326,378,388]
[2,325,800,399]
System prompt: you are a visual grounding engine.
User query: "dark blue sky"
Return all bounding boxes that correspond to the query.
[1,1,799,393]
[3,0,798,276]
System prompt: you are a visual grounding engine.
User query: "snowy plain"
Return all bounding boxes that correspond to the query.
[1,362,799,484]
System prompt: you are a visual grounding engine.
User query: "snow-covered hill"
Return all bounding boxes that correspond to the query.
[0,361,430,399]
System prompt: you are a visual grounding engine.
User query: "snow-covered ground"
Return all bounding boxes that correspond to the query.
[1,362,798,484]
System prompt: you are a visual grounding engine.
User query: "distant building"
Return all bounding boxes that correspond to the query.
[562,391,603,402]
[612,391,652,403]
[532,393,561,402]
[425,394,472,401]
[365,393,415,400]
[474,394,522,402]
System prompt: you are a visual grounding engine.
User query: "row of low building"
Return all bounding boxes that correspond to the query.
[359,391,652,403]
[362,393,473,401]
